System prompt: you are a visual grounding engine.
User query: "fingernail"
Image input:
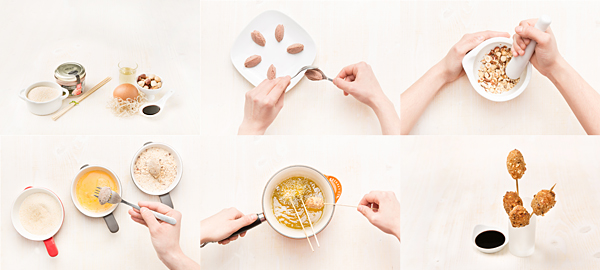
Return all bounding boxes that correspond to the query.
[516,26,523,33]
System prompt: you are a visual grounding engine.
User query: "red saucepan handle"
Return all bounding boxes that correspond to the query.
[44,237,59,257]
[325,175,342,203]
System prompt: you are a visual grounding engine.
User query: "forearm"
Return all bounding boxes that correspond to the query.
[159,249,201,270]
[400,63,449,135]
[238,121,267,135]
[371,97,401,135]
[548,58,600,135]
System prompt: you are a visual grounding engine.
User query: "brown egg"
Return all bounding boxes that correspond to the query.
[113,83,139,100]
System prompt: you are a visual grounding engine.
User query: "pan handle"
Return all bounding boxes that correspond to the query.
[160,193,174,208]
[103,213,119,233]
[43,237,59,257]
[200,213,265,248]
[325,175,342,203]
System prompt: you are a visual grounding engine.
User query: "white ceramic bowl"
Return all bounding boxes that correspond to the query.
[135,73,163,101]
[11,187,65,241]
[71,165,121,218]
[130,142,183,208]
[472,224,508,254]
[462,37,532,102]
[19,81,69,115]
[262,165,336,239]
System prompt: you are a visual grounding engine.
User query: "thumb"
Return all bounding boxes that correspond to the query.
[333,77,354,93]
[232,213,257,230]
[516,25,548,45]
[140,207,161,230]
[358,205,376,221]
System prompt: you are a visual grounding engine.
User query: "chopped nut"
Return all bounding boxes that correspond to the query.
[477,46,520,94]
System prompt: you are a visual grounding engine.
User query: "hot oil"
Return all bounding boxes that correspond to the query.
[272,176,324,229]
[475,230,505,249]
[76,170,118,212]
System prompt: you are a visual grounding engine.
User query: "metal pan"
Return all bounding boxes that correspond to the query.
[201,165,341,247]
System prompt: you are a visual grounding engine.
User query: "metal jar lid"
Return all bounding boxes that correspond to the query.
[54,62,86,82]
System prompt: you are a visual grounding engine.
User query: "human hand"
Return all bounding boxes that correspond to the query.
[357,191,400,241]
[201,208,258,245]
[438,31,510,83]
[128,202,199,270]
[332,62,388,109]
[238,76,290,135]
[512,19,562,78]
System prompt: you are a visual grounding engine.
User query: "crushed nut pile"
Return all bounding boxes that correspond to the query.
[478,46,520,94]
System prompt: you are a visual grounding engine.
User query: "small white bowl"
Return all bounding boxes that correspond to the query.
[135,73,163,101]
[462,37,532,102]
[472,224,508,254]
[19,81,69,115]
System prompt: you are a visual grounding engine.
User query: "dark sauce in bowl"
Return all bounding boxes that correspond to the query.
[475,230,505,249]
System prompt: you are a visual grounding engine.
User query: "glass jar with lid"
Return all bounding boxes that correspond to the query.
[54,62,86,96]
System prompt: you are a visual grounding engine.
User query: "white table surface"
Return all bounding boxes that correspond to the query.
[200,1,402,135]
[401,136,600,269]
[1,136,202,269]
[0,0,201,135]
[1,136,400,269]
[198,136,400,269]
[401,1,600,135]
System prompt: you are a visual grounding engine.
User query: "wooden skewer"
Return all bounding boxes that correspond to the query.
[290,201,313,252]
[550,183,556,191]
[516,179,519,196]
[324,203,378,210]
[52,77,112,121]
[300,200,320,248]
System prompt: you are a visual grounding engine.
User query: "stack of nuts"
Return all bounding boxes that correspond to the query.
[477,46,520,94]
[137,74,162,90]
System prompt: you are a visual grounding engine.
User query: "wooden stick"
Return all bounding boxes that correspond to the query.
[300,200,319,247]
[324,203,378,210]
[516,179,519,196]
[291,201,313,252]
[52,77,112,121]
[550,183,556,191]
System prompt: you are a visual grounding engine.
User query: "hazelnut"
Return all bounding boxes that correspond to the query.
[145,78,151,85]
[151,80,158,87]
[147,74,155,80]
[157,82,162,88]
[138,81,145,87]
[138,74,147,81]
[143,85,149,89]
[154,76,161,82]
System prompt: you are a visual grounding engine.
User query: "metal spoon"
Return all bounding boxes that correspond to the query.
[291,66,333,82]
[94,187,176,225]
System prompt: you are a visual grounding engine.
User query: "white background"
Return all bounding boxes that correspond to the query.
[402,136,600,269]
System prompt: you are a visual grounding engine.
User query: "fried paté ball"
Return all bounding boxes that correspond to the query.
[509,205,530,228]
[305,197,324,210]
[503,191,523,214]
[531,189,556,216]
[507,149,526,180]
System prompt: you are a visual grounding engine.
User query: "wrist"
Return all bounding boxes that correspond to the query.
[238,120,266,135]
[158,247,185,267]
[546,56,568,83]
[432,61,452,85]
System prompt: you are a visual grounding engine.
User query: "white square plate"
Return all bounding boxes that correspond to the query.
[231,10,316,91]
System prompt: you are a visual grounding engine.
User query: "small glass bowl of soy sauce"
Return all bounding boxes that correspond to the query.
[472,224,507,253]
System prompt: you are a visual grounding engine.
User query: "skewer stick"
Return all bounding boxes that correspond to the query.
[290,200,313,252]
[516,179,519,196]
[550,183,556,191]
[52,77,112,121]
[324,203,378,210]
[300,200,320,247]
